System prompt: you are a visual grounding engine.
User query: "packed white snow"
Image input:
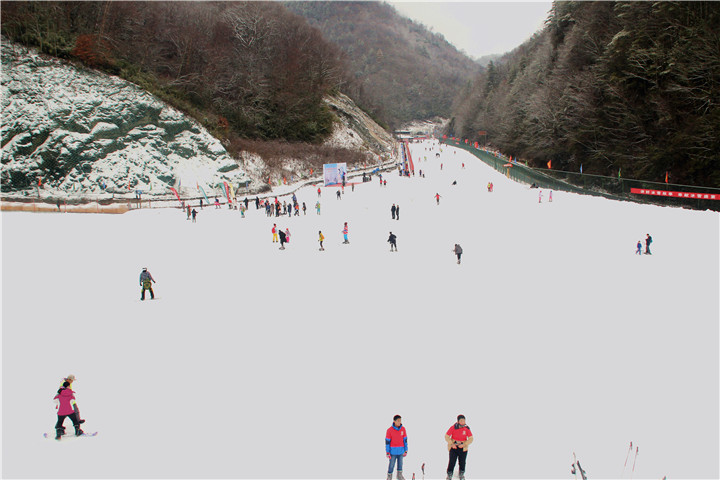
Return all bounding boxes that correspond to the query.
[2,140,718,479]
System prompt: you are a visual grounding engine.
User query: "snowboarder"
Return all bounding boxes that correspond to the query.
[318,231,325,251]
[53,381,84,439]
[59,375,85,425]
[435,193,442,205]
[385,415,408,480]
[391,204,397,220]
[342,222,349,244]
[139,267,156,300]
[636,240,642,255]
[453,244,463,264]
[316,201,321,215]
[278,229,287,250]
[445,415,473,480]
[388,232,397,252]
[191,208,197,223]
[645,234,652,255]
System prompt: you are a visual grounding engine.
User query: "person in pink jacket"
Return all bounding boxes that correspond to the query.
[53,381,84,439]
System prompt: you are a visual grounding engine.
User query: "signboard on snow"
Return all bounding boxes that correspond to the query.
[323,163,347,187]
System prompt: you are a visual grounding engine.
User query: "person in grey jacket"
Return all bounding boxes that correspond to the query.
[454,244,463,264]
[139,267,156,300]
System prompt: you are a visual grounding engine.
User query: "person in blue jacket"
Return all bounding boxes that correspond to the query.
[385,415,408,480]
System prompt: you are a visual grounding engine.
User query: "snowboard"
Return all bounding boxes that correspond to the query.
[44,431,98,439]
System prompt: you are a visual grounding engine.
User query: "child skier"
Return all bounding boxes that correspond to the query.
[636,240,642,255]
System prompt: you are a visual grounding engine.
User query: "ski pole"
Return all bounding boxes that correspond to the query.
[630,446,638,479]
[622,441,633,477]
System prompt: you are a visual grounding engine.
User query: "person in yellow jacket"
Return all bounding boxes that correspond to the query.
[318,231,325,251]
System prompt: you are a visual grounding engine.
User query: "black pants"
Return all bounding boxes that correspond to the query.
[447,448,468,474]
[55,413,80,431]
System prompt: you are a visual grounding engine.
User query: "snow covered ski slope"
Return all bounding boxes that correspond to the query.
[2,140,718,479]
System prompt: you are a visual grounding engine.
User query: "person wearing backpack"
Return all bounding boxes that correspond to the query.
[453,244,463,264]
[139,267,156,300]
[645,234,653,255]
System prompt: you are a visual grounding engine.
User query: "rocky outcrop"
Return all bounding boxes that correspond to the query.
[324,93,395,154]
[1,41,248,199]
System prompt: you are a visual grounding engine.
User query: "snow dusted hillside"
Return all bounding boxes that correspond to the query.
[1,40,248,198]
[2,141,718,479]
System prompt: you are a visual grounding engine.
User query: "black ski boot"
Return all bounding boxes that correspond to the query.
[74,425,84,436]
[55,428,64,440]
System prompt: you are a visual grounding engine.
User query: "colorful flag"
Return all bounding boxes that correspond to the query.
[618,169,622,178]
[580,164,583,174]
[665,171,668,183]
[547,160,552,169]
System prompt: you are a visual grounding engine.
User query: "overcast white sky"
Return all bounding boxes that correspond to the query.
[388,1,553,59]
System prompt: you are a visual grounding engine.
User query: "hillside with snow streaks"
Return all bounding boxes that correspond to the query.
[1,41,248,198]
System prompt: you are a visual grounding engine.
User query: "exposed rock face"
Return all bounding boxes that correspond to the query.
[324,93,395,154]
[1,41,248,198]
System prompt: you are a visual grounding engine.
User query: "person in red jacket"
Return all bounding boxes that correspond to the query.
[445,415,473,480]
[53,381,84,439]
[385,415,408,480]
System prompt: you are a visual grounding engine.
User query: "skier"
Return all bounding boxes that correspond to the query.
[385,415,408,480]
[487,182,493,192]
[391,204,397,220]
[441,163,443,170]
[186,205,191,220]
[435,193,442,205]
[445,415,473,480]
[215,198,221,209]
[139,267,156,300]
[278,229,287,250]
[200,199,203,209]
[272,224,278,243]
[549,190,553,202]
[285,228,291,244]
[462,162,465,169]
[636,240,642,255]
[388,232,397,252]
[336,190,342,200]
[316,201,321,215]
[191,208,197,223]
[317,187,322,198]
[396,204,400,220]
[342,222,349,244]
[53,381,84,439]
[645,234,652,255]
[255,197,260,209]
[302,202,307,215]
[538,190,543,203]
[318,231,325,251]
[453,244,463,264]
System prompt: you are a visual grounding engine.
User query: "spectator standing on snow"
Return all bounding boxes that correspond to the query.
[139,267,156,300]
[385,415,408,480]
[453,244,463,264]
[388,232,397,252]
[445,415,473,480]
